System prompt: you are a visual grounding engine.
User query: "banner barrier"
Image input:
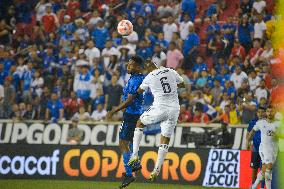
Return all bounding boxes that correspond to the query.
[0,144,209,185]
[1,120,281,189]
[0,121,248,150]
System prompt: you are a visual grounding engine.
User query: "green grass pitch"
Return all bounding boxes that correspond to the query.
[0,180,224,189]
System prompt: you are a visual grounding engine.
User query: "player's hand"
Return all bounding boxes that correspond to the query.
[245,140,251,150]
[106,110,115,120]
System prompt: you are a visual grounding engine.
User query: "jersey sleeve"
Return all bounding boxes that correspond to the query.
[253,121,261,131]
[170,69,184,84]
[140,74,151,91]
[247,120,255,132]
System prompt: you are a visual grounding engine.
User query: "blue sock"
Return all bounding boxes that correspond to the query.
[260,179,265,188]
[123,151,132,177]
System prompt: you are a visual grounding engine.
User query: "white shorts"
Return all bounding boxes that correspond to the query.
[140,106,179,138]
[259,145,278,164]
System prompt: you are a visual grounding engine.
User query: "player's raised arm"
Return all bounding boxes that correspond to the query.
[246,129,256,150]
[106,94,136,119]
[169,68,185,88]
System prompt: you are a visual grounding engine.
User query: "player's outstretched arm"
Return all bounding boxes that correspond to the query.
[246,130,255,150]
[106,87,145,119]
[177,82,186,89]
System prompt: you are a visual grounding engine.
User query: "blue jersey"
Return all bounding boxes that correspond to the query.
[47,99,64,119]
[248,119,261,152]
[123,74,145,115]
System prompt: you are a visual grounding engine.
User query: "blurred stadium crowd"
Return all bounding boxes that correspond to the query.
[0,0,279,124]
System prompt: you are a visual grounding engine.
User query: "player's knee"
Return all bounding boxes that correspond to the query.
[136,119,145,128]
[119,140,129,152]
[265,169,272,180]
[159,144,169,153]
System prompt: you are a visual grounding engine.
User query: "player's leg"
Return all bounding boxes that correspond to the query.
[251,150,266,189]
[264,149,277,189]
[118,115,140,188]
[149,134,170,181]
[250,151,259,183]
[264,163,273,189]
[130,119,145,159]
[120,140,132,176]
[149,109,178,181]
[253,151,265,189]
[129,107,166,167]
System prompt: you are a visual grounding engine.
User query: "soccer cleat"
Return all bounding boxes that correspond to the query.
[119,175,136,189]
[149,170,159,182]
[128,156,140,167]
[132,164,142,173]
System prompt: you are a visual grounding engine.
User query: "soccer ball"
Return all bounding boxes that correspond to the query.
[117,20,133,36]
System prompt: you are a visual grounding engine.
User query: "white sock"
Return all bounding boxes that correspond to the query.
[154,144,169,174]
[132,127,144,157]
[251,171,264,189]
[265,169,272,189]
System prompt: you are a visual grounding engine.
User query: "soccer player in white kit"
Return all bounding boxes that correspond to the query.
[247,106,281,189]
[128,59,185,181]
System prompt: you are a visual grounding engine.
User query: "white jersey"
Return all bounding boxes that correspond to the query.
[253,119,280,149]
[140,67,183,108]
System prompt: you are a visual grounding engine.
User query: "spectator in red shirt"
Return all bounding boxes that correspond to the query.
[230,39,246,61]
[66,0,80,20]
[41,4,59,33]
[246,38,263,66]
[193,108,209,124]
[64,91,84,118]
[179,104,192,123]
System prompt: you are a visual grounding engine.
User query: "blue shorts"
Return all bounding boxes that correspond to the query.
[119,112,140,142]
[250,151,262,169]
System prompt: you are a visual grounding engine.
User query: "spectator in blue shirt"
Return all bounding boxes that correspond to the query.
[193,55,208,73]
[92,88,105,111]
[196,69,208,89]
[22,62,34,102]
[144,28,156,50]
[92,20,110,50]
[46,92,64,121]
[73,65,93,102]
[127,0,143,18]
[140,2,156,17]
[215,57,229,74]
[111,31,122,47]
[58,15,75,35]
[136,40,152,59]
[206,2,218,17]
[181,0,197,21]
[222,16,237,48]
[237,15,254,52]
[223,80,236,100]
[9,65,21,93]
[183,24,200,70]
[150,20,163,35]
[0,63,8,85]
[3,58,15,73]
[42,47,55,73]
[156,32,169,50]
[206,14,221,42]
[60,27,75,43]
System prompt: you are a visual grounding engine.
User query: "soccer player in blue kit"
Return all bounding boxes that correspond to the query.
[107,55,145,188]
[246,107,266,189]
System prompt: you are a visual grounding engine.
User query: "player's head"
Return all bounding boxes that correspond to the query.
[127,55,144,74]
[144,58,159,73]
[257,106,266,119]
[266,105,276,120]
